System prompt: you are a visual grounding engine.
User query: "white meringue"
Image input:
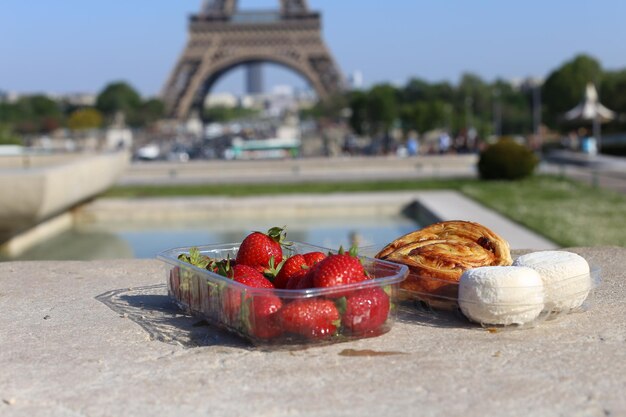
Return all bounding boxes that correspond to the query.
[459,266,545,325]
[513,251,591,312]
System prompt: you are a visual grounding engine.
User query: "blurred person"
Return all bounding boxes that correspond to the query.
[567,130,580,150]
[438,131,451,154]
[580,129,598,155]
[382,132,393,155]
[342,132,358,156]
[406,131,419,156]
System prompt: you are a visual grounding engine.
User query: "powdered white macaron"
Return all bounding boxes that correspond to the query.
[513,251,591,312]
[458,266,545,326]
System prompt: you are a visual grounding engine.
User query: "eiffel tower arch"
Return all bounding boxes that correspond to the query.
[162,0,345,120]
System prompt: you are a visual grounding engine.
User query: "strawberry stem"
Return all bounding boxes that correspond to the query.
[264,256,281,281]
[266,226,286,244]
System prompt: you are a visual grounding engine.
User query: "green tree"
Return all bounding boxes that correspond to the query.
[67,108,103,131]
[138,98,165,126]
[600,69,626,132]
[203,105,260,122]
[0,124,21,145]
[400,100,448,133]
[366,84,398,134]
[96,81,142,123]
[542,54,603,128]
[347,90,368,135]
[492,80,533,135]
[302,93,348,122]
[456,73,491,131]
[402,78,433,102]
[401,79,455,104]
[430,81,455,103]
[25,95,61,119]
[11,95,63,134]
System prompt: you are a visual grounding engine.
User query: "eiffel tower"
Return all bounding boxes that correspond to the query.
[162,0,344,119]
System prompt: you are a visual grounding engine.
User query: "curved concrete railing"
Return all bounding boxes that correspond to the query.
[0,151,129,243]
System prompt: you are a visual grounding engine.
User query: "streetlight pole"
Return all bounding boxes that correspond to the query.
[593,114,601,153]
[465,96,473,131]
[532,82,542,147]
[492,88,501,138]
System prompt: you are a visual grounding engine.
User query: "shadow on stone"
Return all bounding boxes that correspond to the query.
[400,200,441,226]
[396,301,474,330]
[95,284,248,349]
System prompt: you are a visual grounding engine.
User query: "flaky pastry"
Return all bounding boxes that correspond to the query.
[375,220,512,306]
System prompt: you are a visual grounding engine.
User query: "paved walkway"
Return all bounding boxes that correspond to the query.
[542,150,626,194]
[118,155,478,185]
[120,152,626,196]
[412,190,556,250]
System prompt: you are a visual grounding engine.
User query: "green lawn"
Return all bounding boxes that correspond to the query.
[460,177,626,247]
[103,178,474,198]
[104,176,626,247]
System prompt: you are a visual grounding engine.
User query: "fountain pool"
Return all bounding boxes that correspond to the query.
[8,212,421,261]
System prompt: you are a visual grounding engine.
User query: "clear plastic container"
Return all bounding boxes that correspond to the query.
[157,242,409,346]
[397,266,601,330]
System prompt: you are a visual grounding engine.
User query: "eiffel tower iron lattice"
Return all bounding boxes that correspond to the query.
[161,0,344,119]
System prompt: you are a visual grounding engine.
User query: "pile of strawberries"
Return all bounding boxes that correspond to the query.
[176,227,391,342]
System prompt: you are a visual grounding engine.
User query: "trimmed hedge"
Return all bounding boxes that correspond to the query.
[478,139,538,180]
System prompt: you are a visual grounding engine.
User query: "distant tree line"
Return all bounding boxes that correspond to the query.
[203,105,260,122]
[0,81,164,144]
[2,53,625,147]
[307,54,626,139]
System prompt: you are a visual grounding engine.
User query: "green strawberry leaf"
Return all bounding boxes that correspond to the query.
[334,296,348,316]
[239,296,252,333]
[267,226,286,243]
[263,256,282,281]
[215,256,233,278]
[332,318,342,334]
[382,285,393,298]
[178,247,212,269]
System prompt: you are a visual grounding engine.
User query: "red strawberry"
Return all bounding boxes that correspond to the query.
[236,227,285,273]
[169,266,181,299]
[340,287,390,335]
[312,253,368,293]
[274,254,307,289]
[249,294,283,340]
[287,270,314,290]
[303,251,326,267]
[224,264,274,322]
[279,298,340,340]
[231,265,274,288]
[285,258,325,290]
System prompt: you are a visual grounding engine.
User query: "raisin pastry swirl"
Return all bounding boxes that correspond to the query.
[375,221,512,306]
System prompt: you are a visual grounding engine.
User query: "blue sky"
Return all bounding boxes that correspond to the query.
[1,0,625,97]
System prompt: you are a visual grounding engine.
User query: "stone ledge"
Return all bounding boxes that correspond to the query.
[0,247,624,416]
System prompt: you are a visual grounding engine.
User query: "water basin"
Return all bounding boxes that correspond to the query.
[8,213,421,261]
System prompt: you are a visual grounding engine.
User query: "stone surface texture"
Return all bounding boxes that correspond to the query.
[1,247,625,417]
